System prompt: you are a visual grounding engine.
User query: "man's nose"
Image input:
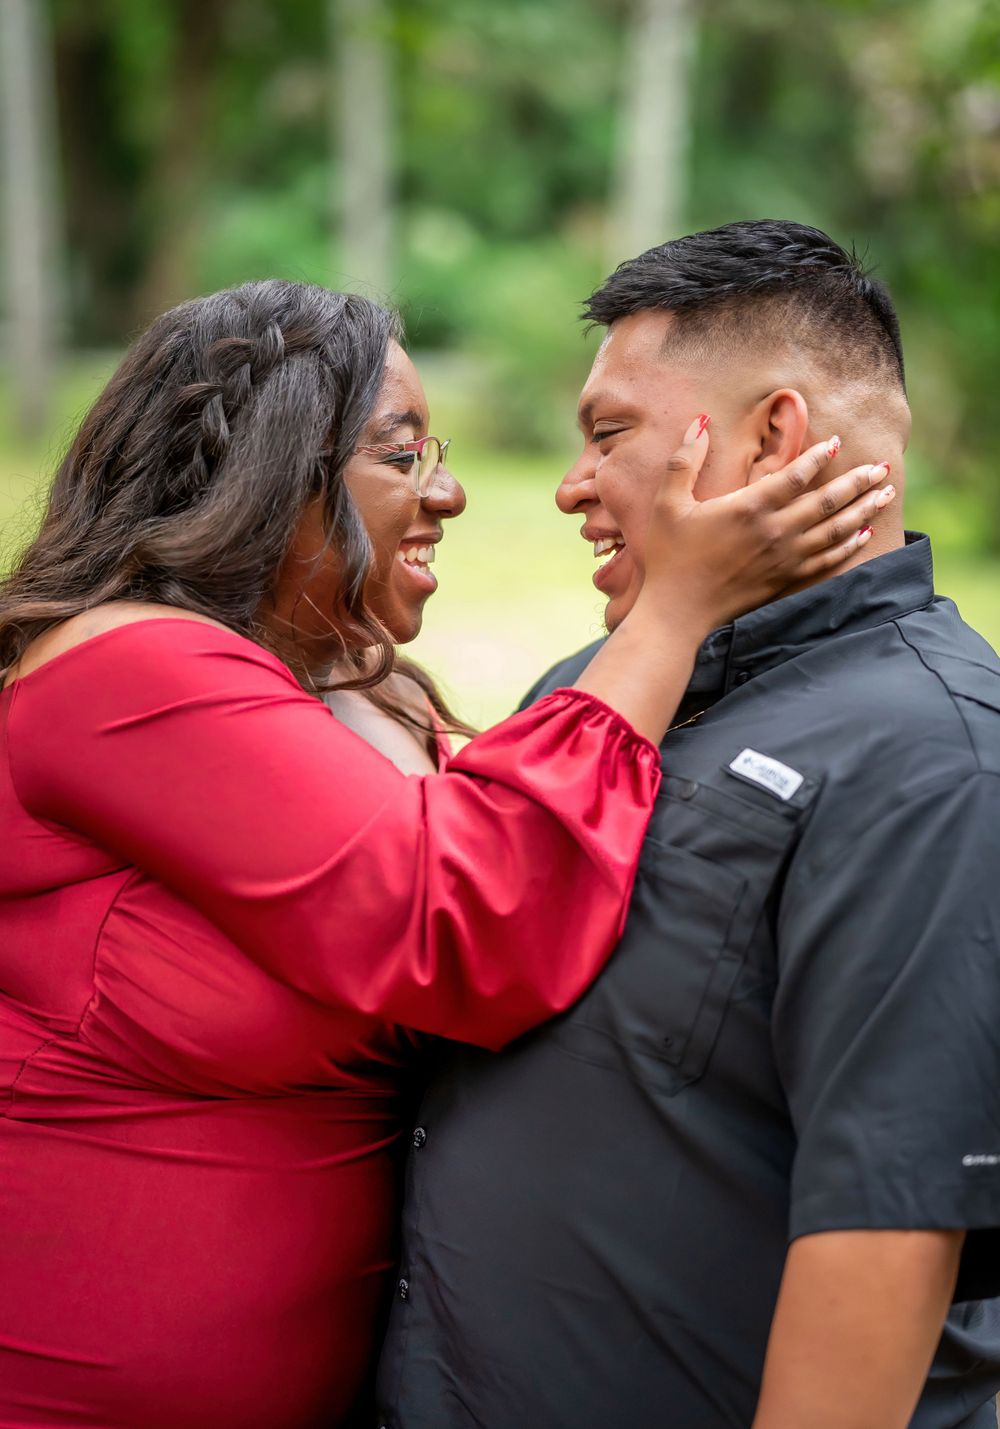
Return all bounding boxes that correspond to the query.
[556,452,598,514]
[421,464,467,520]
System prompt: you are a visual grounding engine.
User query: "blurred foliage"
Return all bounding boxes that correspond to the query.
[15,0,1000,555]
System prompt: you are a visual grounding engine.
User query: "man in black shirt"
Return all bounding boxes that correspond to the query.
[377,221,1000,1428]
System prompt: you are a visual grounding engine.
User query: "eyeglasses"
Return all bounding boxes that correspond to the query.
[354,436,451,497]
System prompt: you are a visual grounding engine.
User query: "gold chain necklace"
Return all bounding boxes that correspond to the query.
[667,706,710,734]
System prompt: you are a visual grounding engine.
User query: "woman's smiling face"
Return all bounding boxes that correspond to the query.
[272,341,466,663]
[345,342,465,643]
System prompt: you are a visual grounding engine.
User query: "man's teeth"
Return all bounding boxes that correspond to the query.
[593,537,625,562]
[397,545,436,566]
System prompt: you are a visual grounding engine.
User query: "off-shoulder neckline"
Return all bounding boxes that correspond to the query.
[1,617,290,694]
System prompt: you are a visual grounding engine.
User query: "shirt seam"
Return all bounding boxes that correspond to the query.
[892,620,984,771]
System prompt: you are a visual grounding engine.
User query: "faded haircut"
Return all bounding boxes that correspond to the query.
[584,220,906,392]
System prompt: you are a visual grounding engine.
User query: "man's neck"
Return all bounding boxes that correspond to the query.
[785,434,906,597]
[785,518,905,599]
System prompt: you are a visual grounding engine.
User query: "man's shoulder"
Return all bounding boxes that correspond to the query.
[887,597,1000,775]
[518,640,605,711]
[797,595,999,764]
[784,599,1000,860]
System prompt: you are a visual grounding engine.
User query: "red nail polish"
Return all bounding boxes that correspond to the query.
[696,413,711,438]
[828,435,842,458]
[859,525,874,538]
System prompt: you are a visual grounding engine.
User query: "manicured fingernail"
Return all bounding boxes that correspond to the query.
[827,435,842,458]
[870,461,891,480]
[683,413,711,444]
[858,525,874,542]
[875,483,896,508]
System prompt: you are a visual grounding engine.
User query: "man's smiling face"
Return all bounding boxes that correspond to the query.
[557,310,745,631]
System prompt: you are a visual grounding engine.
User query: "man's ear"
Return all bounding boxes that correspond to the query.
[747,389,811,484]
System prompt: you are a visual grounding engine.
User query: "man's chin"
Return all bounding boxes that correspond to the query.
[603,593,633,634]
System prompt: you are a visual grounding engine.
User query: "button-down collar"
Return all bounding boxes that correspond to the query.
[687,532,934,702]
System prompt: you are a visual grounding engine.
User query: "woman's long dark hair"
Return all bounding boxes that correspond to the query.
[0,279,468,739]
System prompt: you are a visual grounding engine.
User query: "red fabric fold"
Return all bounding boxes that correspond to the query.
[0,618,660,1425]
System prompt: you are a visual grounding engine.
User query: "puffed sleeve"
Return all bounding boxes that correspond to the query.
[774,770,1000,1301]
[9,621,661,1049]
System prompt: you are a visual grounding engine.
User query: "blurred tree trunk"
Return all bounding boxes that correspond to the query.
[609,0,695,267]
[0,0,62,439]
[330,0,393,296]
[54,7,143,345]
[135,0,225,324]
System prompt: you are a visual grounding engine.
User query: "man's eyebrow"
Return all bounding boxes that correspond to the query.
[577,392,627,430]
[370,408,424,440]
[576,394,602,431]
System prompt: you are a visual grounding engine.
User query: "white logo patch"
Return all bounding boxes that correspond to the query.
[729,748,804,802]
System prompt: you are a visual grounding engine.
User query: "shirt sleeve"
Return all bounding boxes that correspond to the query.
[9,621,661,1050]
[774,769,1000,1299]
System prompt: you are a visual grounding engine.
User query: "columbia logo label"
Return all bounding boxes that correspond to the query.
[728,748,804,802]
[962,1153,1000,1167]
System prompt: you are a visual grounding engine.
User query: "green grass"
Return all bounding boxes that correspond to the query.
[2,355,998,728]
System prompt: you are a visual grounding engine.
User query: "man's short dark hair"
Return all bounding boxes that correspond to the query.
[584,220,905,391]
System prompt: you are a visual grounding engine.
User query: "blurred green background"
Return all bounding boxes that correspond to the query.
[1,0,998,725]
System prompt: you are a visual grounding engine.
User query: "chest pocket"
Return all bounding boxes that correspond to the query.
[550,767,819,1095]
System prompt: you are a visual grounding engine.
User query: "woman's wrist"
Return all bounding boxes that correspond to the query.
[626,586,717,649]
[573,599,704,747]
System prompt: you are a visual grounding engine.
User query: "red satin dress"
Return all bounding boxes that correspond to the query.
[0,619,660,1427]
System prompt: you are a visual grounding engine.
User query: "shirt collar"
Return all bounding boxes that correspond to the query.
[686,532,935,702]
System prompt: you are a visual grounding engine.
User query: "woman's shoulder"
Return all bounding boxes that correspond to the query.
[4,603,292,692]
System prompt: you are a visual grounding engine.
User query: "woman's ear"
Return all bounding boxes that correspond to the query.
[747,389,811,484]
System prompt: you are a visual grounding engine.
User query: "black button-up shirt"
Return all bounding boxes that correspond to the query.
[377,536,1000,1429]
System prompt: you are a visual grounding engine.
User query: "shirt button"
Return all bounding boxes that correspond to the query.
[412,1126,427,1149]
[734,669,751,686]
[397,1277,410,1301]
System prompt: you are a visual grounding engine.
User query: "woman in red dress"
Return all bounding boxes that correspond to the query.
[0,281,892,1426]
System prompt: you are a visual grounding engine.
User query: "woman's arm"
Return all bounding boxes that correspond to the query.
[10,623,660,1049]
